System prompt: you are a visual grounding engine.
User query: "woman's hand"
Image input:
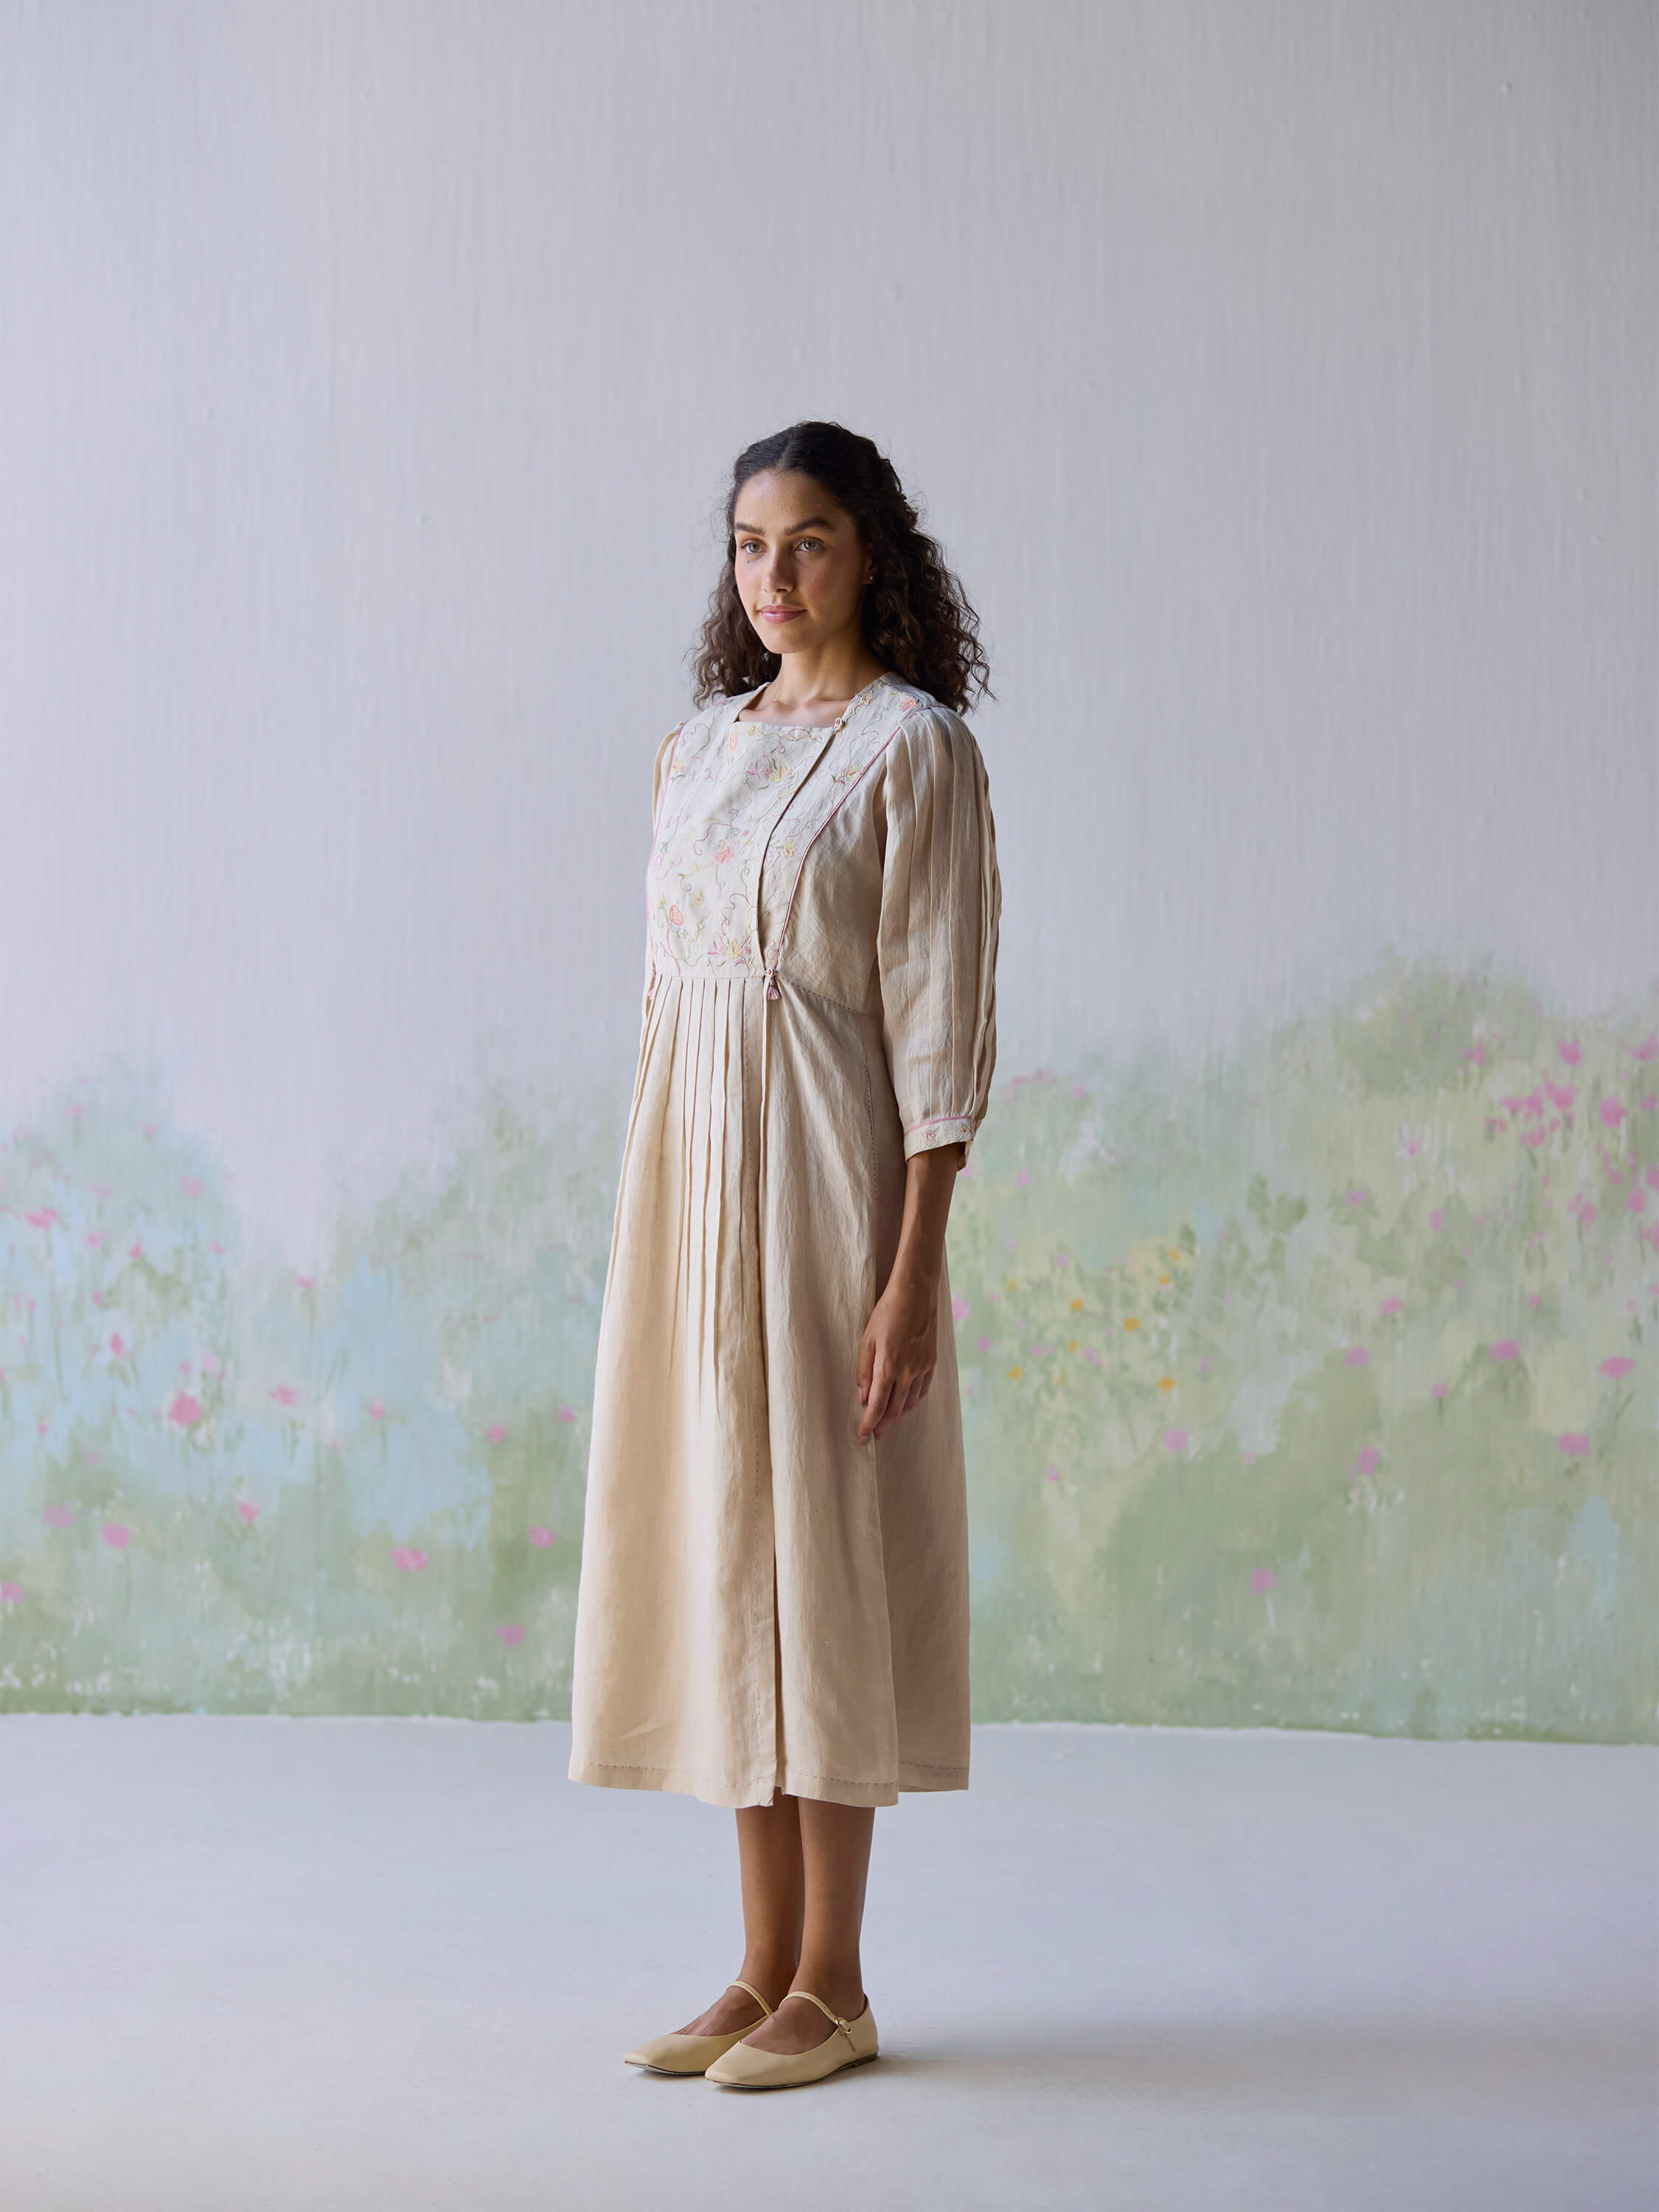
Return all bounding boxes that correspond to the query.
[856,1266,939,1441]
[855,1141,965,1443]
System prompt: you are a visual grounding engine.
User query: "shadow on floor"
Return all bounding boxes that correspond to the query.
[854,2017,1658,2111]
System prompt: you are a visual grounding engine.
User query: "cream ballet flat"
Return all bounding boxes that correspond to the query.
[703,1990,879,2090]
[622,1979,776,2075]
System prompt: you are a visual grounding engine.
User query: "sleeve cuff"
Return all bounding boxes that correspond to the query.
[902,1115,978,1164]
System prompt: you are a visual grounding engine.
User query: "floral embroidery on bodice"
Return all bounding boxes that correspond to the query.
[647,672,923,980]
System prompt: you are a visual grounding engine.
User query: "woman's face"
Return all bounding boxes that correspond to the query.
[732,470,871,662]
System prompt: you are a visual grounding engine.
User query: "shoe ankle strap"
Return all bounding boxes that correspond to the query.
[790,1989,859,2048]
[728,1978,775,2017]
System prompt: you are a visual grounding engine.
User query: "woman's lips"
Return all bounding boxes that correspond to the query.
[759,608,803,622]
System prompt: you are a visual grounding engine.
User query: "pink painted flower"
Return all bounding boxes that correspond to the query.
[181,1175,204,1198]
[1557,1037,1582,1066]
[1488,1340,1520,1361]
[237,1500,260,1523]
[1242,1449,1256,1464]
[528,1526,554,1548]
[1646,1167,1659,1192]
[295,1273,313,1291]
[1015,1169,1030,1186]
[0,1581,21,1603]
[1249,1566,1276,1595]
[108,1332,126,1357]
[557,1405,577,1424]
[1431,1382,1448,1399]
[975,1333,994,1354]
[1634,1033,1658,1062]
[1197,1356,1210,1374]
[1430,1208,1443,1231]
[42,1503,73,1527]
[167,1391,203,1427]
[495,1624,526,1646]
[1380,1295,1402,1317]
[487,1421,507,1443]
[1557,1432,1590,1457]
[102,1521,130,1549]
[201,1353,221,1376]
[1627,1188,1647,1213]
[1600,1097,1626,1130]
[269,1383,299,1408]
[1346,1188,1368,1206]
[1161,1427,1189,1453]
[25,1208,59,1229]
[1044,1464,1060,1484]
[1599,1356,1635,1380]
[1545,1081,1576,1112]
[1579,1203,1596,1228]
[392,1545,428,1571]
[1345,1346,1369,1367]
[1353,1444,1382,1475]
[951,1295,970,1321]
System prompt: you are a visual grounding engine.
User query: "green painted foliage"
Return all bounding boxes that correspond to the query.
[2,953,1655,1739]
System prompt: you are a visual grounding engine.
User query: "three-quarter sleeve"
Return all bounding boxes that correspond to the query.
[876,705,1001,1169]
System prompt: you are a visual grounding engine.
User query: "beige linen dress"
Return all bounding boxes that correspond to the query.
[568,668,1001,1810]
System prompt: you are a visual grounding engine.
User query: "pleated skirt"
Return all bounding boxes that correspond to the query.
[568,967,972,1810]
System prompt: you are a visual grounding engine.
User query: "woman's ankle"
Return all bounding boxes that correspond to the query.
[788,1962,864,2016]
[737,1957,796,2007]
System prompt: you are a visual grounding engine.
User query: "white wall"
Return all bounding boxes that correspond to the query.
[2,0,1652,1267]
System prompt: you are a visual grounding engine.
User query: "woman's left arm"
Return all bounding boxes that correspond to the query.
[858,707,1002,1444]
[856,1144,964,1441]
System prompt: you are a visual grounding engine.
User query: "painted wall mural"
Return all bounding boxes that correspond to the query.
[2,953,1654,1741]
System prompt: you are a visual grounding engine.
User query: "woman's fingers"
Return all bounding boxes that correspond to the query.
[859,1362,934,1439]
[858,1360,894,1440]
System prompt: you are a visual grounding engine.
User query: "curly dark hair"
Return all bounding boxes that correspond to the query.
[689,420,992,715]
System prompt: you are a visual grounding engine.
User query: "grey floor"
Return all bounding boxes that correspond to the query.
[2,1717,1654,2211]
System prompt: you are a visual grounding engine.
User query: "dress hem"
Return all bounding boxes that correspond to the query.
[567,1753,969,1812]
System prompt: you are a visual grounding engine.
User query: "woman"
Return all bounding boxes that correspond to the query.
[568,420,1001,2090]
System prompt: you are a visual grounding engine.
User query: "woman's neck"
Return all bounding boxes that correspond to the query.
[742,649,890,723]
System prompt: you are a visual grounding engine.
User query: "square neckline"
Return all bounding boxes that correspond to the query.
[731,669,896,734]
